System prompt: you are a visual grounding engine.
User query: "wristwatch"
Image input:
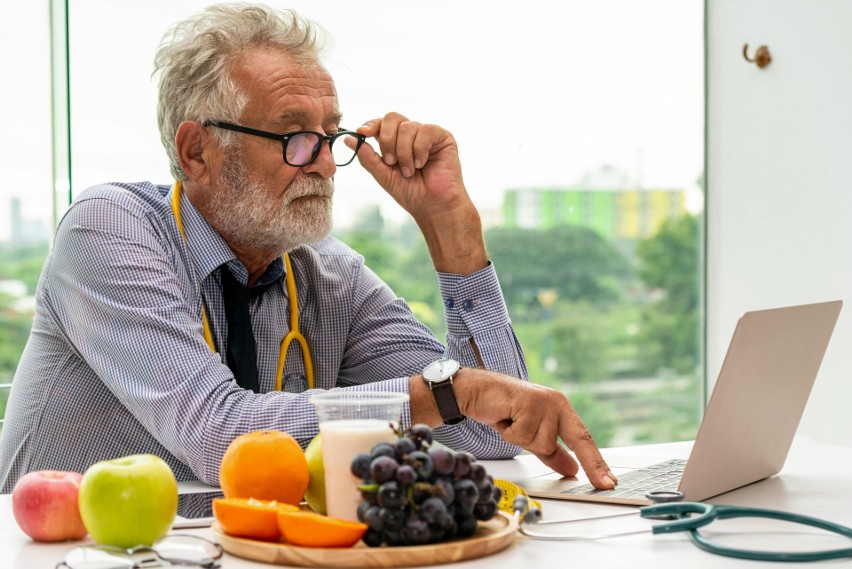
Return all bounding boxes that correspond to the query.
[422,358,465,425]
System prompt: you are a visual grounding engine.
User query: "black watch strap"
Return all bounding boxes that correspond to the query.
[432,380,465,425]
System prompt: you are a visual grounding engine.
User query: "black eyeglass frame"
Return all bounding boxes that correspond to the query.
[202,121,366,167]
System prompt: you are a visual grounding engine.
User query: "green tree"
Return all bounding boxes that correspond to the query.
[0,294,35,422]
[635,214,701,374]
[563,390,617,448]
[334,215,445,337]
[632,372,701,443]
[484,226,632,307]
[0,302,32,373]
[551,317,607,383]
[0,243,48,382]
[0,243,49,294]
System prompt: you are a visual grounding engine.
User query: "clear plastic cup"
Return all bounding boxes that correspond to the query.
[310,391,409,521]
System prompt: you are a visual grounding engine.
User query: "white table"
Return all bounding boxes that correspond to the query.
[3,438,851,568]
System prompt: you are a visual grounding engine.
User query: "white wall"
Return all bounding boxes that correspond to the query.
[708,0,852,445]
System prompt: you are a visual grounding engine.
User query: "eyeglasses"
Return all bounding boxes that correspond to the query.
[56,534,224,569]
[203,121,366,167]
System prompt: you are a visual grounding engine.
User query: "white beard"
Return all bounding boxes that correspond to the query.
[207,150,334,253]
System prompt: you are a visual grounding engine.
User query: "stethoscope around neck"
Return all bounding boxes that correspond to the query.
[170,181,314,390]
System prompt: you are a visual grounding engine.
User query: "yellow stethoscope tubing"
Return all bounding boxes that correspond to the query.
[170,181,314,390]
[277,253,314,392]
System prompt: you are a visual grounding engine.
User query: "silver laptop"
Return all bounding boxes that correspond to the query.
[519,300,842,506]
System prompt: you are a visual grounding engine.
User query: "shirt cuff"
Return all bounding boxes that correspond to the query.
[437,261,511,336]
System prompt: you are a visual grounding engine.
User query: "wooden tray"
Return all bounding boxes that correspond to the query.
[212,511,518,567]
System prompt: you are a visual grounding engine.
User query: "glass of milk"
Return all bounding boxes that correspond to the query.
[310,391,409,522]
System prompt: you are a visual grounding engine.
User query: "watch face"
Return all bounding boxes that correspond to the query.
[423,358,460,383]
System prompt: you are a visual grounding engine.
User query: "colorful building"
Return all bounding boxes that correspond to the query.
[502,186,687,240]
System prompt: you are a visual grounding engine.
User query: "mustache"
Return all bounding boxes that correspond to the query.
[287,174,334,200]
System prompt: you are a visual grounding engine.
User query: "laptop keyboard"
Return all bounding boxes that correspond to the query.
[561,458,687,500]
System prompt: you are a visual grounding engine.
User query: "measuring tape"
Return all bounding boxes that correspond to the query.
[494,479,542,514]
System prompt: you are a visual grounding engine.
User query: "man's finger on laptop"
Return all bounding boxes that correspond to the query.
[580,454,618,489]
[560,418,618,489]
[533,445,580,479]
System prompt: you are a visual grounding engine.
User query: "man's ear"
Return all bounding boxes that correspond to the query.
[175,121,214,184]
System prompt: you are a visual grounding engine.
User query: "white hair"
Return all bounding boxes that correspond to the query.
[153,3,329,180]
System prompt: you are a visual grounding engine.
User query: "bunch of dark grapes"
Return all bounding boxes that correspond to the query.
[351,424,503,547]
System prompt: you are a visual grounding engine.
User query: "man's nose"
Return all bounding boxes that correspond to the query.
[303,140,336,178]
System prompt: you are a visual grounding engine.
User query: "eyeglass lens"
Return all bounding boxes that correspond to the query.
[60,535,222,569]
[287,132,360,167]
[330,132,361,166]
[287,133,319,166]
[61,545,141,568]
[152,534,222,564]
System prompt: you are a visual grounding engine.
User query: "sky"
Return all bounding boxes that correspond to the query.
[0,1,704,238]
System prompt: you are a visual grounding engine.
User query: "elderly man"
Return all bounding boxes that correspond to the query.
[0,3,615,493]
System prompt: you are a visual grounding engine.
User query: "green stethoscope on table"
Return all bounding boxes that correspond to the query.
[515,491,852,562]
[170,181,314,391]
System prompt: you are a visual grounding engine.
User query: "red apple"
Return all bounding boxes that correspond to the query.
[12,470,88,542]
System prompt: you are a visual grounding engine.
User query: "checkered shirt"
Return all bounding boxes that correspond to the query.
[0,182,527,492]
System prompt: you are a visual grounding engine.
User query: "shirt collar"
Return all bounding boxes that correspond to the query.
[223,257,285,290]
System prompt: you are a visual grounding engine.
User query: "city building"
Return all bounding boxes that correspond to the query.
[7,197,49,246]
[502,185,687,240]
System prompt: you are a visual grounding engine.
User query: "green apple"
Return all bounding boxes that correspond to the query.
[78,454,177,548]
[304,434,326,514]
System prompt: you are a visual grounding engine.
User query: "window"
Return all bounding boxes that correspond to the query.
[59,0,705,446]
[0,2,60,430]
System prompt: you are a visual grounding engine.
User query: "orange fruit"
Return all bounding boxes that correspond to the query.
[213,497,299,541]
[278,511,368,548]
[219,430,309,505]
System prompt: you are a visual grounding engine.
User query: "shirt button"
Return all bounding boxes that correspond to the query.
[462,300,474,312]
[445,298,455,309]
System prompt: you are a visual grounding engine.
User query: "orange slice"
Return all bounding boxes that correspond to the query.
[213,497,299,541]
[278,510,368,548]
